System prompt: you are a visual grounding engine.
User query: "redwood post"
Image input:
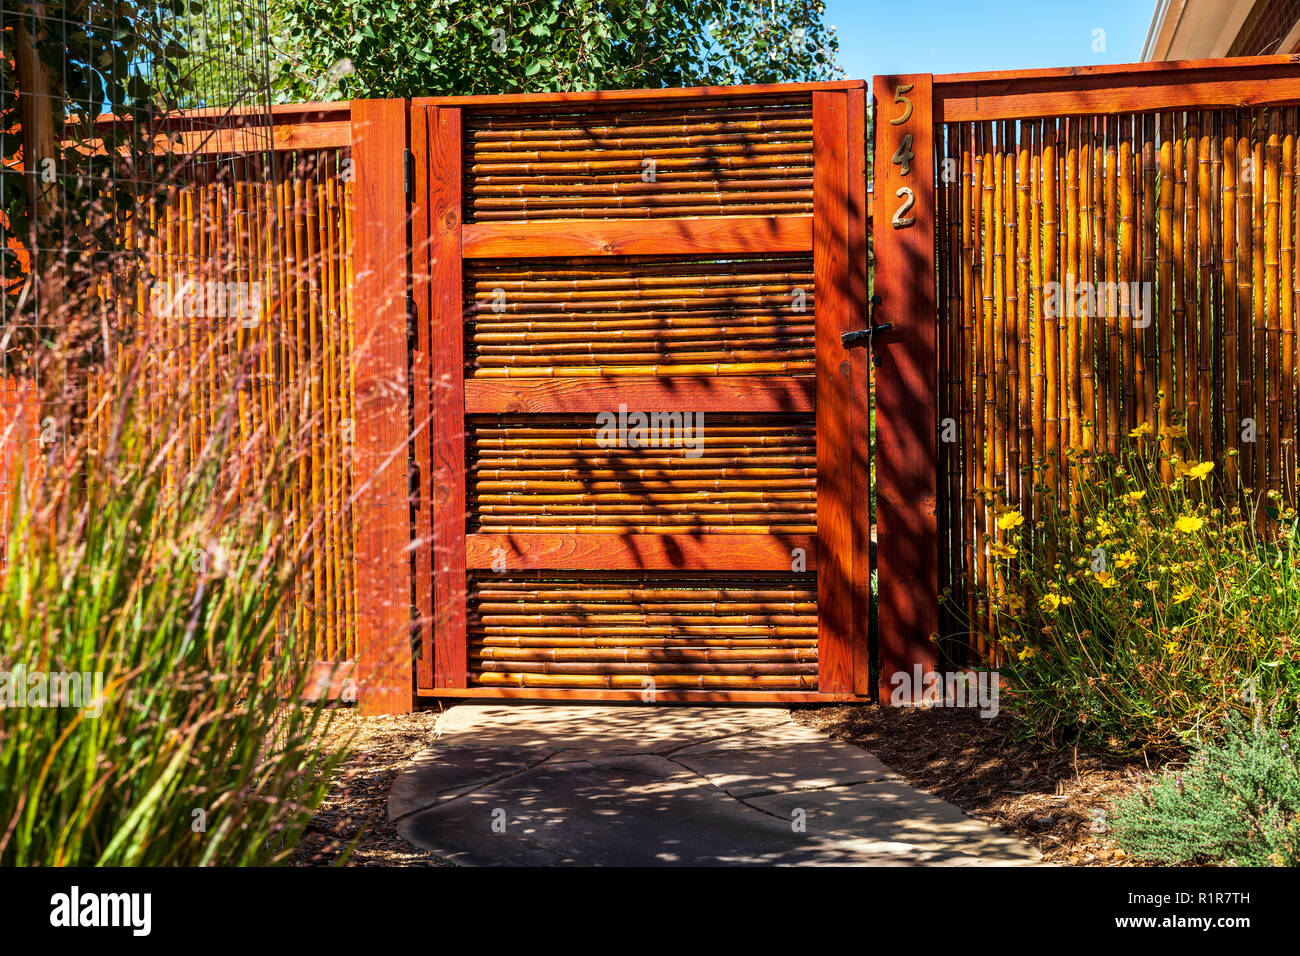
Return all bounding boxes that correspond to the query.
[426,106,468,690]
[813,87,870,696]
[872,74,941,702]
[351,99,415,714]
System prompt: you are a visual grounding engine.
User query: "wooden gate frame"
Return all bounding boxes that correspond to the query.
[399,82,885,706]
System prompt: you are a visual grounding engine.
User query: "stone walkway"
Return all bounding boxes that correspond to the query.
[389,704,1043,866]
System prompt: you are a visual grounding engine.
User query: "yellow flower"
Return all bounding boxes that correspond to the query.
[1144,580,1160,592]
[1039,593,1062,612]
[990,542,1018,559]
[997,511,1025,531]
[1095,518,1115,537]
[1017,646,1038,662]
[1185,461,1214,480]
[1173,584,1196,604]
[1125,490,1146,503]
[1163,424,1186,439]
[1165,641,1179,655]
[1114,550,1138,569]
[1060,595,1073,605]
[1175,515,1204,534]
[1129,422,1153,438]
[1094,571,1117,589]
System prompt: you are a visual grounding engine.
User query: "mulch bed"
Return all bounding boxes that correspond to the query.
[791,704,1176,866]
[293,707,449,866]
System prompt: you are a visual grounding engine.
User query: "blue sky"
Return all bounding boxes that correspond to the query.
[825,0,1158,78]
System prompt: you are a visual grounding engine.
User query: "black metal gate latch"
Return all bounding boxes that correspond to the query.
[840,294,892,363]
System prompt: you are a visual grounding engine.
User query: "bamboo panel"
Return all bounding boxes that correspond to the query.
[128,150,358,662]
[937,105,1300,661]
[467,571,818,690]
[466,413,816,534]
[463,257,815,377]
[462,98,814,222]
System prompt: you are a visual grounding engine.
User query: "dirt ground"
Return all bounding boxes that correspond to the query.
[293,707,448,866]
[296,701,1170,866]
[792,704,1174,865]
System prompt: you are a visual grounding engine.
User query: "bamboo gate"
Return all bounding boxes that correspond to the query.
[6,56,1300,712]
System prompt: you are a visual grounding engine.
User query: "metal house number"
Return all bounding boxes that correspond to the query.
[889,82,916,229]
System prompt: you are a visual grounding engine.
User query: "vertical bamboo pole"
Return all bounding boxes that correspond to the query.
[1210,115,1225,474]
[1104,117,1120,456]
[1239,117,1256,490]
[1266,111,1282,500]
[1043,121,1059,502]
[979,121,996,641]
[1066,118,1081,472]
[1017,130,1033,521]
[1119,117,1136,441]
[1081,117,1097,457]
[1141,115,1158,433]
[993,123,1007,526]
[961,124,977,646]
[1198,117,1214,465]
[1182,114,1199,454]
[1224,115,1241,491]
[1283,109,1297,504]
[1254,130,1267,496]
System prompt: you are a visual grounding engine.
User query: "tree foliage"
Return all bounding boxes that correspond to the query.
[271,0,841,101]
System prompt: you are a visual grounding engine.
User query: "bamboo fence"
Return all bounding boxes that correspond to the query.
[937,107,1300,659]
[78,149,359,662]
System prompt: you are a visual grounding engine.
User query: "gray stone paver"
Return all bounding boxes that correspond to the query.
[390,704,1044,866]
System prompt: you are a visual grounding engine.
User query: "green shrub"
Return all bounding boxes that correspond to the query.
[970,432,1300,752]
[0,370,348,865]
[1110,716,1300,866]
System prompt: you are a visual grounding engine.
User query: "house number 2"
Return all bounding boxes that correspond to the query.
[889,81,916,229]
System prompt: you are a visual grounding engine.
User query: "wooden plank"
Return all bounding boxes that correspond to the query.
[872,75,940,701]
[141,124,351,155]
[812,91,855,696]
[935,53,1300,84]
[417,687,863,703]
[350,98,414,714]
[410,104,434,692]
[413,80,864,108]
[845,86,872,698]
[428,106,470,689]
[466,533,816,571]
[936,59,1300,121]
[464,376,815,414]
[462,214,812,259]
